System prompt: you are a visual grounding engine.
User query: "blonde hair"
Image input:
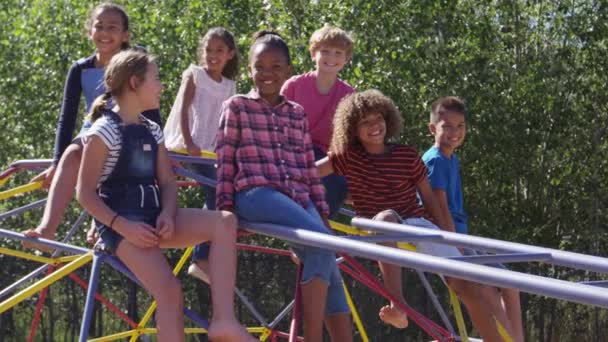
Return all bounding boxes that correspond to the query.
[309,25,354,58]
[330,89,403,154]
[89,48,156,121]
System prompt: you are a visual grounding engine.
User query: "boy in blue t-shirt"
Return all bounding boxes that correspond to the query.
[423,96,524,342]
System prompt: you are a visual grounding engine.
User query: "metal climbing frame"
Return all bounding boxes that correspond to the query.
[1,154,608,341]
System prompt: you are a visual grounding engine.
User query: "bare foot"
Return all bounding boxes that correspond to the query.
[86,225,98,245]
[22,227,55,252]
[379,304,408,328]
[207,319,257,342]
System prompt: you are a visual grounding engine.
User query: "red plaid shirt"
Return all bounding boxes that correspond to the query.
[216,90,329,217]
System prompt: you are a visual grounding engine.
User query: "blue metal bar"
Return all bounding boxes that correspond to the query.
[449,252,552,265]
[580,281,608,288]
[416,270,456,336]
[0,199,47,221]
[8,159,53,169]
[0,228,90,254]
[103,254,216,326]
[0,211,88,299]
[169,154,216,166]
[79,253,104,342]
[346,233,443,243]
[173,167,216,188]
[241,221,608,308]
[338,207,356,217]
[0,265,49,299]
[352,217,608,275]
[184,308,209,328]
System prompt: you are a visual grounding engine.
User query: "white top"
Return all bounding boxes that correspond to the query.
[85,114,164,184]
[164,64,236,151]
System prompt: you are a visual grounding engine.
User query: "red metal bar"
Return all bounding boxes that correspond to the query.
[288,265,303,342]
[27,268,53,342]
[0,166,17,183]
[339,254,454,341]
[237,243,293,257]
[66,272,138,328]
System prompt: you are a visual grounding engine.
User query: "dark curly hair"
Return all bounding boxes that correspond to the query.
[330,89,403,154]
[197,27,239,80]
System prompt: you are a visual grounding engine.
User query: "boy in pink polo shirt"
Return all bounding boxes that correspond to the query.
[281,25,355,217]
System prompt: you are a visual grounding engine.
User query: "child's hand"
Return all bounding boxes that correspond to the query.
[30,165,57,189]
[117,218,159,248]
[186,143,201,157]
[155,211,175,241]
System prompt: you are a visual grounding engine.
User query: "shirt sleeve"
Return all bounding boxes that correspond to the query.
[215,99,240,210]
[328,150,349,177]
[280,76,296,101]
[411,151,430,186]
[53,62,82,165]
[425,154,449,191]
[84,117,119,150]
[302,114,329,217]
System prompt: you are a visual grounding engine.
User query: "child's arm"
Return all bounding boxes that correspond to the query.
[178,70,199,156]
[302,117,330,218]
[76,135,159,248]
[215,101,239,212]
[432,188,456,232]
[417,177,454,232]
[154,143,178,240]
[315,156,335,177]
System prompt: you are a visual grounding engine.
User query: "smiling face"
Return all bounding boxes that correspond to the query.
[135,62,163,111]
[248,44,292,105]
[203,37,235,79]
[312,45,348,76]
[356,112,387,154]
[429,110,466,156]
[89,8,129,57]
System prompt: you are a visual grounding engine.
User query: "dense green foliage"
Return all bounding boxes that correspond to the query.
[1,0,608,341]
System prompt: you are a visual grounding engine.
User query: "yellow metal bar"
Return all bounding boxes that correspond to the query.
[496,319,514,342]
[0,181,42,200]
[128,247,194,342]
[0,252,92,314]
[88,329,139,342]
[0,175,11,187]
[0,247,58,265]
[330,220,367,236]
[259,327,273,341]
[343,280,369,342]
[449,288,469,342]
[55,254,82,263]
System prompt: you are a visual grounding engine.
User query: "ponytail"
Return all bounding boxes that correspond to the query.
[89,92,112,122]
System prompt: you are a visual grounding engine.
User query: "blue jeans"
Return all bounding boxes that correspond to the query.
[235,186,349,314]
[189,162,217,261]
[314,147,348,219]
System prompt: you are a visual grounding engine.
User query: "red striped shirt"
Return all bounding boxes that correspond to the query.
[330,144,429,219]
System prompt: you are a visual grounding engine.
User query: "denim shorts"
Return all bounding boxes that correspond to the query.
[235,186,349,314]
[96,184,161,254]
[313,147,348,219]
[372,210,461,258]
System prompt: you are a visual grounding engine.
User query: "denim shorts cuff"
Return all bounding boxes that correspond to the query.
[300,274,331,286]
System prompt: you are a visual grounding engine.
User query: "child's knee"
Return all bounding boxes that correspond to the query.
[61,144,83,167]
[218,211,238,237]
[156,276,183,305]
[373,210,400,223]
